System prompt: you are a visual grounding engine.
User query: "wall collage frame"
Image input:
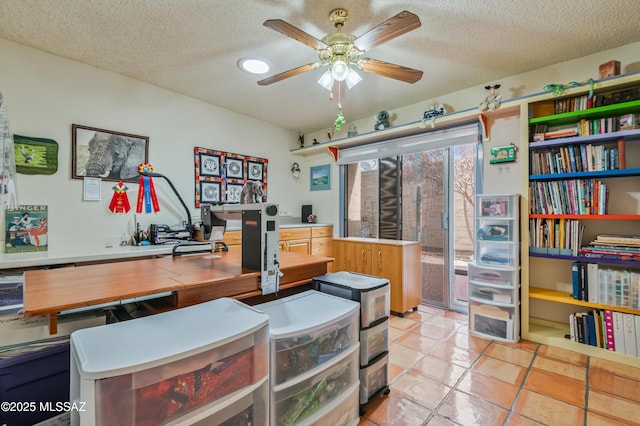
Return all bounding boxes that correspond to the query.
[194,147,268,208]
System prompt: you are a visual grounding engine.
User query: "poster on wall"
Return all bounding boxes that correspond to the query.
[194,147,268,207]
[4,205,48,253]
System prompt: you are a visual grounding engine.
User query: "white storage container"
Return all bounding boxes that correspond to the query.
[468,263,518,287]
[70,298,269,426]
[469,300,516,341]
[272,346,359,426]
[359,319,389,365]
[256,290,359,386]
[359,352,388,404]
[313,271,390,328]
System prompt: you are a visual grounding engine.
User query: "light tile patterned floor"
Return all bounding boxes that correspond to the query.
[359,305,640,425]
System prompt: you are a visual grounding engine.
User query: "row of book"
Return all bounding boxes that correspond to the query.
[546,86,640,117]
[529,139,625,175]
[529,179,608,215]
[529,113,638,143]
[571,262,640,309]
[580,233,640,262]
[529,218,583,256]
[568,310,640,357]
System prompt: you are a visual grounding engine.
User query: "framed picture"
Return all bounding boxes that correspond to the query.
[200,181,221,204]
[226,183,244,203]
[199,153,221,177]
[247,160,264,181]
[226,157,244,179]
[72,124,149,182]
[310,164,331,191]
[13,134,59,175]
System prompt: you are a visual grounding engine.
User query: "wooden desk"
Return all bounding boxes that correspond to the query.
[23,251,332,334]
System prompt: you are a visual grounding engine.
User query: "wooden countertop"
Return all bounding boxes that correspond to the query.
[23,250,333,334]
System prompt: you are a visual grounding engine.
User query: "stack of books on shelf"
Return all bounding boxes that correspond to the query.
[529,218,583,256]
[529,179,608,215]
[530,138,626,175]
[568,309,640,357]
[570,261,640,307]
[580,234,640,261]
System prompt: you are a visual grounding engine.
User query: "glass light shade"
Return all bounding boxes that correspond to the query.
[239,58,269,74]
[345,68,362,89]
[317,69,334,91]
[331,60,349,81]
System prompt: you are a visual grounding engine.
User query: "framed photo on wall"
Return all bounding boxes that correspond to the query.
[310,164,331,191]
[72,124,149,182]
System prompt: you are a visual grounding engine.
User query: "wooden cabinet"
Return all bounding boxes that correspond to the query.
[333,238,421,315]
[311,226,333,257]
[220,230,242,253]
[279,227,311,254]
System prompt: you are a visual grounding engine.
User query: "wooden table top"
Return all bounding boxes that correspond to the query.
[23,251,331,317]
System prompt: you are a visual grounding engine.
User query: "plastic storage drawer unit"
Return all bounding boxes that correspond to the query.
[70,298,269,426]
[313,271,390,328]
[256,290,359,386]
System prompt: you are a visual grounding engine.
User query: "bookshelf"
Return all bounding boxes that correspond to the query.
[522,75,640,367]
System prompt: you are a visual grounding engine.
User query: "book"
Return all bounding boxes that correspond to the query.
[617,138,626,169]
[587,263,599,304]
[604,310,615,351]
[571,262,580,299]
[585,312,597,346]
[635,315,640,357]
[622,313,638,357]
[612,311,626,354]
[4,205,48,254]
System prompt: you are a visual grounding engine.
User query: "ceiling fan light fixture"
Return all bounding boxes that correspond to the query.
[317,69,334,91]
[331,59,350,81]
[345,68,362,89]
[238,58,270,74]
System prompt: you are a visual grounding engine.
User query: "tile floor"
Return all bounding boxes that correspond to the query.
[358,305,640,426]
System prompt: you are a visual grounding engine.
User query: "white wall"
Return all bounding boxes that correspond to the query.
[302,41,640,230]
[0,38,302,248]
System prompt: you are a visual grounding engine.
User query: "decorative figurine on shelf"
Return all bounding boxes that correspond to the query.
[306,212,317,223]
[544,78,594,98]
[479,84,502,112]
[297,131,305,148]
[347,123,358,138]
[327,127,334,141]
[240,180,265,204]
[421,103,446,128]
[312,138,319,145]
[374,110,391,131]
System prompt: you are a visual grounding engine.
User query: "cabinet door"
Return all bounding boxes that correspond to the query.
[333,241,371,274]
[311,236,333,257]
[371,242,421,314]
[286,239,311,255]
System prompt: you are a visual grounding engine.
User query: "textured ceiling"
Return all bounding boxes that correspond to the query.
[1,0,640,133]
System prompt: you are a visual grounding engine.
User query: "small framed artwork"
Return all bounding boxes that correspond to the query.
[226,183,244,203]
[247,161,264,181]
[199,153,221,177]
[200,181,221,204]
[226,157,244,179]
[310,164,331,191]
[72,124,149,182]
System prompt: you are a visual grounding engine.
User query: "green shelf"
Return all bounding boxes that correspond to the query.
[529,99,640,127]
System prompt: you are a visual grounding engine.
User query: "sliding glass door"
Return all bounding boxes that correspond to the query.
[341,125,480,312]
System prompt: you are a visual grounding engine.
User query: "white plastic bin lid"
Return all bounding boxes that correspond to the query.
[255,290,359,338]
[314,271,389,291]
[71,298,268,378]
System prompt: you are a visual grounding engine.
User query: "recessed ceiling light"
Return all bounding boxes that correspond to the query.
[239,58,270,74]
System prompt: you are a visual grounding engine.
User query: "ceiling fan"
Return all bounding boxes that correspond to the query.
[258,8,423,90]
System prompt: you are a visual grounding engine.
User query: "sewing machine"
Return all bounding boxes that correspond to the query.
[201,203,280,295]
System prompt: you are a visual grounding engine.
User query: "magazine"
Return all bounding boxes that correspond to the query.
[4,205,48,253]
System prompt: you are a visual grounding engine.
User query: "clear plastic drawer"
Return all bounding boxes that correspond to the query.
[359,352,388,404]
[360,320,389,365]
[468,263,518,287]
[273,346,359,426]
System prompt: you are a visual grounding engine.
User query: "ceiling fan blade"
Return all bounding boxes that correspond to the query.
[360,58,423,84]
[354,11,421,51]
[257,63,319,86]
[263,19,327,50]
